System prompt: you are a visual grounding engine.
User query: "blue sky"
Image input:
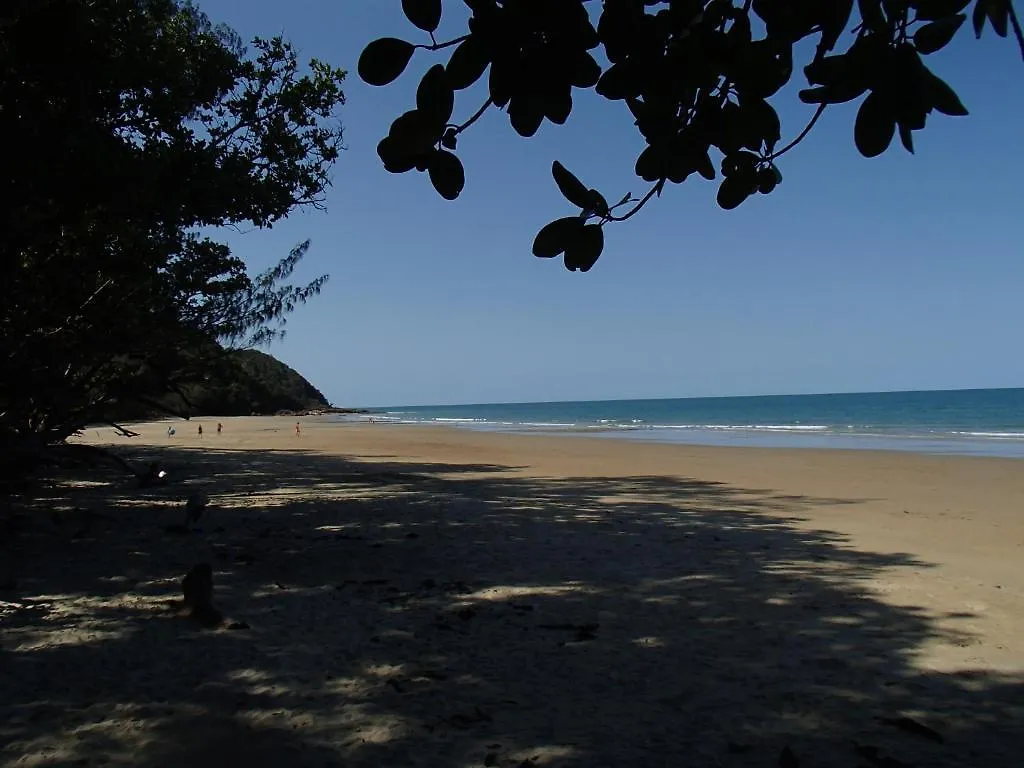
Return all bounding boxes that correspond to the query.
[198,0,1023,407]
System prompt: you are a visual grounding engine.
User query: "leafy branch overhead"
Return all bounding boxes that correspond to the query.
[360,0,1023,272]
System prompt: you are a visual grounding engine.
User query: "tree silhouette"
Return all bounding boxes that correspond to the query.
[360,0,1023,271]
[0,0,346,484]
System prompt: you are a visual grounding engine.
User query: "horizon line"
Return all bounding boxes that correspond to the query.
[358,385,1024,411]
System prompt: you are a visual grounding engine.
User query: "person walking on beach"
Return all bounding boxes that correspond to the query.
[197,424,203,439]
[217,422,223,435]
[167,426,173,438]
[295,421,301,438]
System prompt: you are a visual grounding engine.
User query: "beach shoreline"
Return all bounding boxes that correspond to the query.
[345,387,1024,459]
[3,416,1022,766]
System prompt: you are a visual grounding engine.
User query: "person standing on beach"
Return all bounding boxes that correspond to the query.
[197,424,203,439]
[295,421,301,438]
[217,422,223,435]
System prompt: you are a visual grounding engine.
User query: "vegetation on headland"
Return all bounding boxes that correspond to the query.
[100,348,333,421]
[0,0,346,491]
[361,0,1024,272]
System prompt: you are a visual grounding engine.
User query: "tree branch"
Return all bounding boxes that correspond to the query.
[771,103,827,159]
[606,180,664,222]
[416,35,469,52]
[450,98,494,135]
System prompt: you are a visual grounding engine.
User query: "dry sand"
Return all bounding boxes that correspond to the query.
[1,416,1022,767]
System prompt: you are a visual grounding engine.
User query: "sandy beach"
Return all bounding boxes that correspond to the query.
[2,416,1023,767]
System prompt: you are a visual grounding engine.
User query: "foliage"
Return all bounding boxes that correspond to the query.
[182,347,331,417]
[360,0,1024,271]
[0,0,345,476]
[105,346,330,420]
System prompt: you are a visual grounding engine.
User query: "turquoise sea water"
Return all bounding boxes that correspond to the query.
[339,389,1024,458]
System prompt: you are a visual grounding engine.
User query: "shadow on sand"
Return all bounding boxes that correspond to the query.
[1,445,1021,767]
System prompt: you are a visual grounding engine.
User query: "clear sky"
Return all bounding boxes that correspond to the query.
[197,0,1023,407]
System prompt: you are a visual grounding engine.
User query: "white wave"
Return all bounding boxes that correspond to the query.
[952,431,1024,439]
[644,424,830,432]
[432,417,489,423]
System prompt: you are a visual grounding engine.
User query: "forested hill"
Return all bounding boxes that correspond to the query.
[101,348,332,421]
[184,349,331,416]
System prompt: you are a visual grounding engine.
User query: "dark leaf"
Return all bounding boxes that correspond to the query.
[563,224,604,272]
[987,0,1011,36]
[914,14,966,53]
[377,136,419,173]
[635,144,667,182]
[570,52,603,88]
[854,91,897,158]
[543,87,573,125]
[665,151,694,184]
[804,53,853,85]
[926,71,969,115]
[898,121,915,152]
[596,61,640,101]
[820,0,856,53]
[416,64,455,127]
[509,94,545,137]
[736,39,795,99]
[533,216,584,258]
[402,0,442,32]
[972,0,988,36]
[757,166,782,193]
[427,149,465,200]
[799,86,829,103]
[748,98,782,149]
[446,36,490,90]
[488,58,514,107]
[721,151,759,178]
[587,189,609,217]
[757,169,777,194]
[695,149,716,181]
[716,175,755,210]
[388,109,441,156]
[358,38,416,86]
[552,161,593,209]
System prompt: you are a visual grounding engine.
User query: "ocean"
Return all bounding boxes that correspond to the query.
[338,388,1024,458]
